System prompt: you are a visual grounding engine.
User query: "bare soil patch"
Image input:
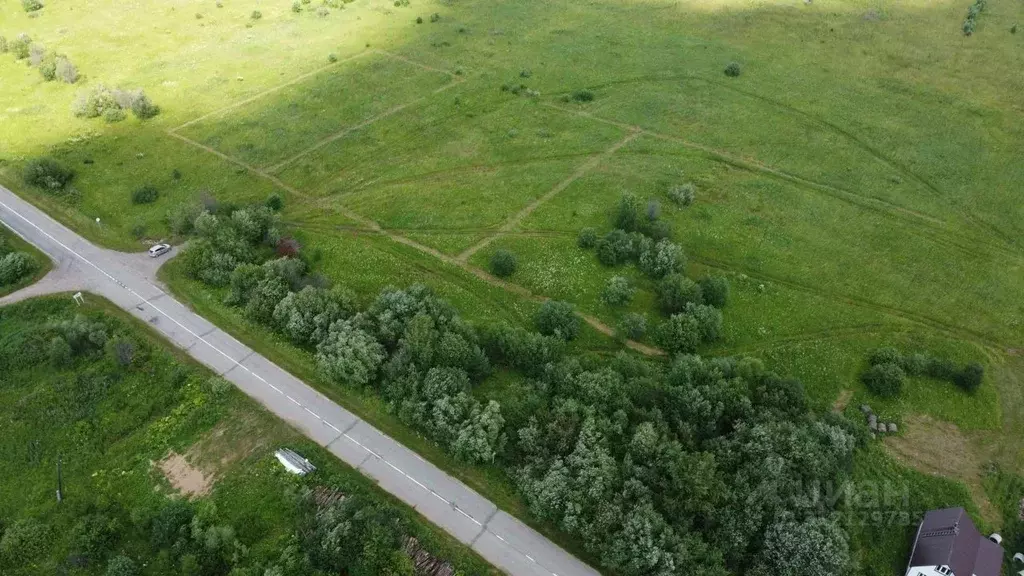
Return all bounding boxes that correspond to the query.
[159,452,213,497]
[884,413,997,524]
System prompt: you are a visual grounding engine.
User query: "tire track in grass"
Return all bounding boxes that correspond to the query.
[713,323,906,356]
[544,103,1021,263]
[166,131,381,232]
[692,255,1011,350]
[283,220,663,356]
[265,80,464,174]
[456,130,641,262]
[556,74,1021,252]
[169,51,373,133]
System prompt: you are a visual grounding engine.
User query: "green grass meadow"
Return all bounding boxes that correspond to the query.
[2,0,1023,570]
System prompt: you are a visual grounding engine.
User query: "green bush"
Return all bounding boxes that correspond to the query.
[28,43,46,67]
[429,12,440,22]
[861,362,904,398]
[698,276,730,308]
[955,362,984,393]
[535,300,580,341]
[22,0,43,12]
[570,89,594,102]
[490,249,517,277]
[292,1,302,12]
[614,192,644,232]
[868,347,901,366]
[265,193,284,211]
[656,313,702,354]
[104,554,139,576]
[55,55,78,83]
[0,519,51,565]
[724,62,742,77]
[601,276,634,307]
[129,90,159,119]
[0,36,7,53]
[617,312,647,341]
[595,229,633,266]
[0,252,36,285]
[577,227,598,249]
[38,52,57,81]
[72,84,119,118]
[656,273,702,314]
[165,202,203,235]
[11,34,31,59]
[667,183,696,206]
[23,156,75,192]
[638,238,684,278]
[103,108,126,123]
[251,10,262,19]
[131,184,159,204]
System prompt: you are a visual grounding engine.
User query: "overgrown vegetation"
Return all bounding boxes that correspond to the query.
[72,85,159,120]
[166,197,865,575]
[0,235,38,288]
[864,347,985,395]
[962,0,986,35]
[22,156,74,193]
[0,297,496,576]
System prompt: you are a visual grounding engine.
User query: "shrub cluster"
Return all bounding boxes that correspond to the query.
[861,362,904,398]
[173,196,856,575]
[490,249,517,277]
[963,0,986,35]
[867,347,984,394]
[601,275,634,306]
[535,300,580,341]
[22,0,43,12]
[178,204,504,463]
[130,184,159,205]
[667,182,696,206]
[72,85,159,120]
[724,61,742,77]
[498,349,854,576]
[9,33,31,59]
[23,156,75,193]
[0,238,37,287]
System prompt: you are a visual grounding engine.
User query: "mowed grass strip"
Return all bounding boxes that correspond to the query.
[179,51,452,169]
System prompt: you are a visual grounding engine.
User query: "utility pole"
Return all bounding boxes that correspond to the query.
[56,455,63,503]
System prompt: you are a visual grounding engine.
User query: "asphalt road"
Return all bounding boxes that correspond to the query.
[0,185,600,576]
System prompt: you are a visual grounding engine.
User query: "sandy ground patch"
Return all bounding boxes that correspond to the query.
[159,452,213,498]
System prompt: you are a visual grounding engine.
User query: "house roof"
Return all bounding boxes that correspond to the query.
[909,507,1003,576]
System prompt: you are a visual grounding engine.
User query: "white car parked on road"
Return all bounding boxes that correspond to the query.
[148,243,171,258]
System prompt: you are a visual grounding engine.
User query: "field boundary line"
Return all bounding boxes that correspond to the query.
[692,255,1010,350]
[560,72,1021,251]
[372,48,461,77]
[266,80,463,173]
[166,131,381,231]
[456,130,641,262]
[169,51,372,133]
[543,103,1021,262]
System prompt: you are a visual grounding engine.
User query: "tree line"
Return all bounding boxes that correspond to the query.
[173,197,864,576]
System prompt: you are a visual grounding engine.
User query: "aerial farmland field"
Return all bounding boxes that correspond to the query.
[1,0,1022,573]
